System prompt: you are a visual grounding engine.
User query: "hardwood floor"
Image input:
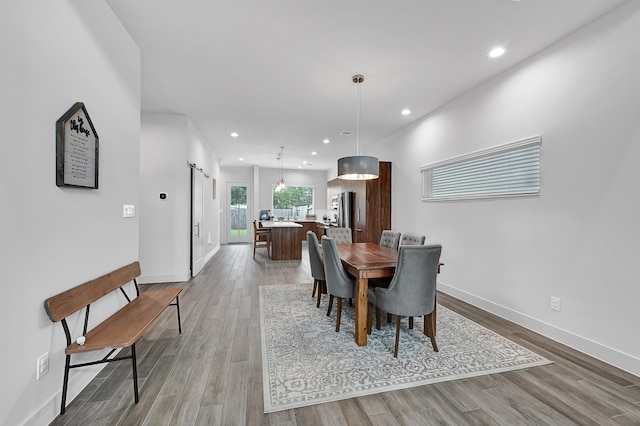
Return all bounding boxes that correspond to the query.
[50,244,640,425]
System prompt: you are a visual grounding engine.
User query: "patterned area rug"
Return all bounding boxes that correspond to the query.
[260,284,551,413]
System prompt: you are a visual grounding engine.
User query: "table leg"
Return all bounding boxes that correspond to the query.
[354,276,369,346]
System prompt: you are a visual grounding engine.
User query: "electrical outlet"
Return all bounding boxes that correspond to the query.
[550,296,561,311]
[37,352,49,380]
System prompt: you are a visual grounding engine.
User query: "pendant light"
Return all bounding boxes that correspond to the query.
[275,147,286,192]
[275,153,282,193]
[337,74,379,180]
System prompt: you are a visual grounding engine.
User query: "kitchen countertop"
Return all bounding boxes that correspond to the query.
[261,219,338,227]
[260,221,303,228]
[261,219,332,223]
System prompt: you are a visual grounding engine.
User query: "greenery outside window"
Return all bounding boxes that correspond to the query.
[272,186,314,219]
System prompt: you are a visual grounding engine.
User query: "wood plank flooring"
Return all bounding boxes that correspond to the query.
[50,243,640,425]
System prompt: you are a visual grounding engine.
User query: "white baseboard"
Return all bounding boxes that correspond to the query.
[138,245,220,284]
[205,244,220,264]
[137,272,191,284]
[438,281,640,376]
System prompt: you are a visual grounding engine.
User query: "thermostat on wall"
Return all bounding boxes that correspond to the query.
[159,192,167,200]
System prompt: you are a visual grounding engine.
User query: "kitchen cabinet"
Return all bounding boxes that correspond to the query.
[327,179,341,210]
[295,220,324,242]
[326,161,391,244]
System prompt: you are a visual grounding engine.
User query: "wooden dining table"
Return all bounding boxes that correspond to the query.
[336,242,442,346]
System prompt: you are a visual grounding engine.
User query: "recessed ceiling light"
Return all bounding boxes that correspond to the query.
[488,46,507,58]
[401,109,411,116]
[238,157,244,161]
[323,139,330,144]
[298,166,302,169]
[230,132,239,138]
[302,160,307,164]
[311,151,317,155]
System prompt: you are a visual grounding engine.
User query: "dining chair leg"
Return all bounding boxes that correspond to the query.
[423,310,437,337]
[376,307,381,330]
[424,312,438,352]
[326,295,334,316]
[367,303,373,335]
[409,317,414,329]
[387,313,392,323]
[393,316,402,358]
[316,281,325,308]
[312,279,318,298]
[335,298,343,332]
[433,306,437,337]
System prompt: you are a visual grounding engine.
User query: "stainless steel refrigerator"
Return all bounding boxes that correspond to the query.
[337,191,355,230]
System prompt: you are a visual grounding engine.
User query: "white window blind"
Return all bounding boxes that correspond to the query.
[421,135,541,201]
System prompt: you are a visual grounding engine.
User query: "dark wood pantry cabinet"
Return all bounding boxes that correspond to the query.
[326,161,391,244]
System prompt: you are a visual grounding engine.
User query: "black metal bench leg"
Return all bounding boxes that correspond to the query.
[175,296,182,334]
[60,354,71,415]
[131,343,139,404]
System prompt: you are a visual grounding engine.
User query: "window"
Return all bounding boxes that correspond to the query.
[272,186,314,219]
[421,135,541,201]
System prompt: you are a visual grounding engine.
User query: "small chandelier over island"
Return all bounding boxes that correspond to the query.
[275,146,286,192]
[337,74,379,180]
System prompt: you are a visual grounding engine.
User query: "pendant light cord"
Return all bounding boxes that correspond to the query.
[356,82,360,155]
[352,74,364,156]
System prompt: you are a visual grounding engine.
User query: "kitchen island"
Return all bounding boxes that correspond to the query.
[260,221,304,260]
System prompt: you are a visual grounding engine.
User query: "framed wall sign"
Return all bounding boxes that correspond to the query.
[56,102,99,188]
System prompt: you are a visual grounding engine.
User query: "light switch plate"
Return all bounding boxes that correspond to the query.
[123,205,135,218]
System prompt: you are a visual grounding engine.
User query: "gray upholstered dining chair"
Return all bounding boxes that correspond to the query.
[379,230,401,250]
[368,244,442,357]
[321,236,355,332]
[325,227,352,244]
[369,230,402,289]
[399,233,425,246]
[306,231,326,308]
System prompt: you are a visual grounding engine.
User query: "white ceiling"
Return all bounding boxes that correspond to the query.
[106,0,625,171]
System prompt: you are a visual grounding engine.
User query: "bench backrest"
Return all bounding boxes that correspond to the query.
[44,262,141,322]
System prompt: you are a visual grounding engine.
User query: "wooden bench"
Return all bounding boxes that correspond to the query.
[43,262,182,415]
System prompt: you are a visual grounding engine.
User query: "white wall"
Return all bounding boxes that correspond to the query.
[139,113,190,282]
[0,1,140,425]
[139,113,220,283]
[373,2,640,374]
